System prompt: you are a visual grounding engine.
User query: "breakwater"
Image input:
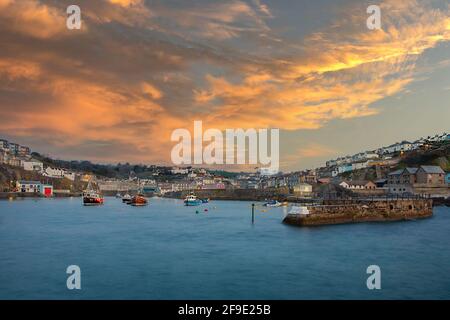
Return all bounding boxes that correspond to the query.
[283,199,433,227]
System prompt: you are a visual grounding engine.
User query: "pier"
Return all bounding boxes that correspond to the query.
[283,198,433,227]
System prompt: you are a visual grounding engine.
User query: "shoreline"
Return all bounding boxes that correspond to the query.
[1,191,449,207]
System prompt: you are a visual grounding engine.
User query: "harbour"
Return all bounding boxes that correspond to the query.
[0,197,449,299]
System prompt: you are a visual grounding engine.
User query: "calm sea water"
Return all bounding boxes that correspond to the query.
[0,197,449,300]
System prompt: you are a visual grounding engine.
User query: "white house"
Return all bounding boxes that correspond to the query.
[171,167,189,175]
[21,159,43,172]
[352,161,371,171]
[339,181,350,189]
[365,152,379,160]
[43,167,65,178]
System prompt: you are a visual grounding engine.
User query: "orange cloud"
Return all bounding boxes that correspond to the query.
[1,0,450,167]
[0,0,67,39]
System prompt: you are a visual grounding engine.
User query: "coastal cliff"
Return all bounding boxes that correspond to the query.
[283,199,433,226]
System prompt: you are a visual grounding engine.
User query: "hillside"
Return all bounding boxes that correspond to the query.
[0,164,87,192]
[398,140,449,171]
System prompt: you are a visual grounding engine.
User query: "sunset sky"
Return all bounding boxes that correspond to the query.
[1,0,449,171]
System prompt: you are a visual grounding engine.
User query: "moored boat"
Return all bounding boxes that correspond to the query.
[82,179,104,206]
[263,200,281,207]
[122,193,132,203]
[83,192,104,205]
[129,194,148,206]
[184,194,202,206]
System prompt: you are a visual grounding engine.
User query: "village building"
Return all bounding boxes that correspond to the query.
[416,166,446,186]
[21,159,44,172]
[171,167,189,175]
[16,181,53,196]
[340,180,376,190]
[0,139,8,151]
[387,165,446,194]
[201,182,226,190]
[7,157,21,167]
[17,145,31,157]
[387,169,414,194]
[0,150,6,164]
[400,167,418,185]
[292,183,313,197]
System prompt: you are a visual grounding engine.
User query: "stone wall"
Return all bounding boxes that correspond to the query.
[283,199,433,227]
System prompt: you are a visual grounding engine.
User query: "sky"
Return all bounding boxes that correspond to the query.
[0,0,449,172]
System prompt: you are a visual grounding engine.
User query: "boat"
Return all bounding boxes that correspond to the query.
[129,194,148,206]
[200,198,209,203]
[122,193,132,203]
[115,193,122,198]
[184,194,202,206]
[263,200,281,207]
[82,179,104,206]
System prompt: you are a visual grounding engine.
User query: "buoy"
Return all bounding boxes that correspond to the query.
[195,210,199,214]
[204,209,208,212]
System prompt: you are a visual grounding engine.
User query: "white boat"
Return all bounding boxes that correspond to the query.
[122,193,132,203]
[263,200,282,207]
[184,194,202,206]
[288,206,310,215]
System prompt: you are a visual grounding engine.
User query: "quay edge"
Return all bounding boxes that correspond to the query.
[283,199,433,227]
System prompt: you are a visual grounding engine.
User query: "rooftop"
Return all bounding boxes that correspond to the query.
[419,165,445,174]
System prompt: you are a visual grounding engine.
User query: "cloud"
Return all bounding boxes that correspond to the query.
[0,0,67,39]
[1,0,450,167]
[108,0,143,7]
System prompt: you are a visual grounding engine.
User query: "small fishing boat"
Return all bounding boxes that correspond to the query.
[122,193,132,204]
[263,200,281,207]
[184,194,202,206]
[129,194,148,206]
[115,193,122,198]
[201,198,209,203]
[82,179,104,206]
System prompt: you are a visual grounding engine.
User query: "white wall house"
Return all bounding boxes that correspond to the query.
[352,161,371,171]
[21,160,43,172]
[339,181,350,189]
[171,167,189,174]
[43,167,65,178]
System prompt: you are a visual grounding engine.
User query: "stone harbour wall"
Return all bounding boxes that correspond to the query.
[283,199,433,227]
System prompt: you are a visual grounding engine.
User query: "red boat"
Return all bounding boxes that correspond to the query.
[83,191,104,205]
[129,194,148,206]
[82,179,104,206]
